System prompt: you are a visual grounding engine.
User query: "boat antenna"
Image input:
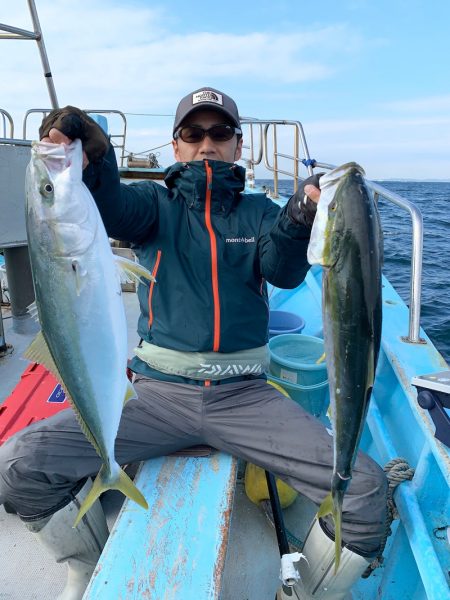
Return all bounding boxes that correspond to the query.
[0,0,59,109]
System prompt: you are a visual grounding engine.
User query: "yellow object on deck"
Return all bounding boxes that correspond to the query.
[244,463,298,508]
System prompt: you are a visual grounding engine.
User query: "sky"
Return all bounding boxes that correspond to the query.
[1,0,449,180]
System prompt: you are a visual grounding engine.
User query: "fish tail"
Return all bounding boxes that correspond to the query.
[332,492,343,573]
[317,489,344,574]
[114,467,149,510]
[73,463,148,527]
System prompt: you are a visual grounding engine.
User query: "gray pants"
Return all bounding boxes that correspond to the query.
[0,377,387,556]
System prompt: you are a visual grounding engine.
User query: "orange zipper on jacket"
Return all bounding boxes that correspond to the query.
[204,160,220,351]
[148,250,162,327]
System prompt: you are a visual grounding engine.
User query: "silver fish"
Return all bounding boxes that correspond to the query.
[308,162,383,571]
[25,139,154,525]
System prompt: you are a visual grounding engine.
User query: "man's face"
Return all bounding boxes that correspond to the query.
[172,109,243,163]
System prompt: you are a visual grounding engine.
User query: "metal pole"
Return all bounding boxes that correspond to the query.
[293,127,299,193]
[0,287,6,352]
[0,23,38,39]
[27,0,59,109]
[273,125,279,198]
[3,247,37,335]
[265,471,290,556]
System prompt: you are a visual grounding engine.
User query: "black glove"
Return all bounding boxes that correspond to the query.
[39,106,110,162]
[287,173,324,227]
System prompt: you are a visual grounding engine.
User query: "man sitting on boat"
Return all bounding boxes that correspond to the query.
[0,87,387,600]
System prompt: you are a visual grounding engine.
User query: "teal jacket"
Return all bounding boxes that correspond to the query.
[84,146,312,380]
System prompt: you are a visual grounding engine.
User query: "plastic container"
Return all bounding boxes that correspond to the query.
[268,310,305,337]
[269,333,327,386]
[268,374,329,418]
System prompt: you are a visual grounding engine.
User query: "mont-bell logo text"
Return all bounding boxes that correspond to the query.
[226,236,255,244]
[192,91,223,106]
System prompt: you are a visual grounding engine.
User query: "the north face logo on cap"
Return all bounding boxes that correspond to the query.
[192,90,223,106]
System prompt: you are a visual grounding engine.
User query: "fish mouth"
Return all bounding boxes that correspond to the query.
[32,141,73,176]
[32,139,68,158]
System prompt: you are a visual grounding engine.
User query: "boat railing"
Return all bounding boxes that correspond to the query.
[0,109,14,139]
[21,108,129,167]
[240,117,424,344]
[240,118,315,195]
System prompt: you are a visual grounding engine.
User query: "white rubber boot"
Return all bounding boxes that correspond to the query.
[26,479,109,600]
[277,519,370,600]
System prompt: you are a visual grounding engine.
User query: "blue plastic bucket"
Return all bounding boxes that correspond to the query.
[268,374,329,418]
[269,333,327,386]
[269,310,305,337]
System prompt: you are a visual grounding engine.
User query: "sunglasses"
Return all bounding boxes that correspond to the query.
[174,124,242,143]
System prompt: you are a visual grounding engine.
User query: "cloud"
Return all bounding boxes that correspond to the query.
[0,3,364,119]
[380,94,450,113]
[2,1,448,179]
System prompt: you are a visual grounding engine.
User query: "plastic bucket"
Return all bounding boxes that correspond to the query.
[269,333,327,386]
[269,310,305,337]
[268,374,329,418]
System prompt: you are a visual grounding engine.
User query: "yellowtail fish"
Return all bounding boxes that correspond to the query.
[25,139,154,525]
[307,162,383,572]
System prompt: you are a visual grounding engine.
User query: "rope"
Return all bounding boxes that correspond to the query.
[362,457,415,578]
[125,140,173,155]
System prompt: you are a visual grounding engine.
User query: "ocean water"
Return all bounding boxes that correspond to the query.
[259,179,450,364]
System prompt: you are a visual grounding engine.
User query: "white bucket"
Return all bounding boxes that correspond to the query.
[0,263,6,283]
[0,263,9,300]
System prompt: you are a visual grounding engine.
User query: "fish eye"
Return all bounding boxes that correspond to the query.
[330,202,337,211]
[40,181,54,197]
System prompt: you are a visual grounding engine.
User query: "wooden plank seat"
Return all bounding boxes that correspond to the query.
[83,451,237,600]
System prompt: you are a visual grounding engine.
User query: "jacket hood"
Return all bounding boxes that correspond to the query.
[164,160,246,215]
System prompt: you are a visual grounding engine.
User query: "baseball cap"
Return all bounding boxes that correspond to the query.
[173,87,241,135]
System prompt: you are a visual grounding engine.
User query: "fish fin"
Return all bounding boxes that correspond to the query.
[26,301,40,322]
[71,259,88,296]
[317,492,333,518]
[73,463,148,527]
[24,333,103,456]
[124,380,138,405]
[114,467,148,509]
[114,255,155,285]
[24,334,103,453]
[24,331,66,390]
[317,492,343,574]
[72,411,103,459]
[333,503,342,573]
